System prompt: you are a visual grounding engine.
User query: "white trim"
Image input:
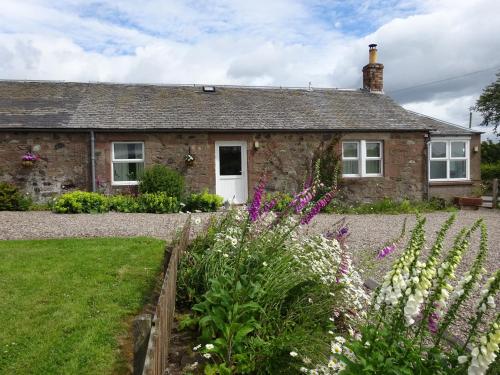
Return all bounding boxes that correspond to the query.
[428,139,470,181]
[342,140,383,178]
[215,141,248,203]
[111,141,145,186]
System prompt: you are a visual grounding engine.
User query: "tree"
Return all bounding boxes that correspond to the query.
[475,72,500,135]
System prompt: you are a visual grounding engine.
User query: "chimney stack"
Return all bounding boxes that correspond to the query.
[362,44,384,92]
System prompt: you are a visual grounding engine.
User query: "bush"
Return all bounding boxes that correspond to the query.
[108,194,140,213]
[481,162,500,181]
[0,182,31,211]
[326,197,456,215]
[137,192,180,213]
[53,191,109,213]
[263,191,293,212]
[183,190,223,212]
[139,164,184,200]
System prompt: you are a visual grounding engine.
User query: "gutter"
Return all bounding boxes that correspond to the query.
[90,130,96,192]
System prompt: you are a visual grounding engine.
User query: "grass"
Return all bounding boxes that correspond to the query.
[0,237,165,375]
[325,197,457,215]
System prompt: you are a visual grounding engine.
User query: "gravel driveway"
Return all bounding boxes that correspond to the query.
[1,209,498,280]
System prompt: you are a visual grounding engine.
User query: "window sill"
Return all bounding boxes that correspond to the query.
[112,182,139,186]
[342,175,384,179]
[429,180,472,186]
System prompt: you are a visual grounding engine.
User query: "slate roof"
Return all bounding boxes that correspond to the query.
[0,80,478,135]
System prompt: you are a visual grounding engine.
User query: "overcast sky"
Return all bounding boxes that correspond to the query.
[0,0,498,138]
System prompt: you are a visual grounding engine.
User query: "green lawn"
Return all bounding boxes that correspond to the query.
[0,237,165,375]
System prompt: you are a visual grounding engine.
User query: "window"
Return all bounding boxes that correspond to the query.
[342,141,383,177]
[429,139,469,181]
[112,142,145,185]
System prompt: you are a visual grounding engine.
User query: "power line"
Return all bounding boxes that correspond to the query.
[387,65,500,93]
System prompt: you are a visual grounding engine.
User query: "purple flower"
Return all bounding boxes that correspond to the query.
[377,243,396,259]
[22,152,38,162]
[290,188,314,213]
[428,311,440,334]
[248,178,266,222]
[262,199,277,213]
[300,191,336,225]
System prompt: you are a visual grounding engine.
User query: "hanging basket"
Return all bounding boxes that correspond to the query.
[22,160,34,168]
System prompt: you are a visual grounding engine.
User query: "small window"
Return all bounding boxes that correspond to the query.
[429,139,469,181]
[112,142,145,185]
[342,140,383,177]
[342,142,359,176]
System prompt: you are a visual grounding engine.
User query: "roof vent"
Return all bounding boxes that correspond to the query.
[202,86,216,92]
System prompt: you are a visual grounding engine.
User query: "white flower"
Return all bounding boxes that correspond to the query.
[458,355,468,364]
[290,351,298,357]
[194,217,201,225]
[262,261,268,267]
[331,342,342,354]
[193,344,201,351]
[231,238,238,246]
[205,344,214,350]
[223,253,229,258]
[203,353,212,359]
[335,336,346,344]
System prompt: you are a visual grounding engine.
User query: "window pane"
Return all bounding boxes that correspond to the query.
[366,142,381,157]
[366,160,381,174]
[430,160,447,179]
[113,162,144,182]
[219,146,242,175]
[451,142,466,158]
[343,143,358,158]
[114,143,143,160]
[431,142,447,158]
[450,160,466,179]
[343,160,359,175]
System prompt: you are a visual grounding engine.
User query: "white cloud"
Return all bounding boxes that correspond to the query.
[0,0,499,134]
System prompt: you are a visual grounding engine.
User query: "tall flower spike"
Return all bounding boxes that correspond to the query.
[300,190,336,225]
[248,177,266,222]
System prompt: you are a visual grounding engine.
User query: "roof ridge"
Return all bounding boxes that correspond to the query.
[0,78,367,92]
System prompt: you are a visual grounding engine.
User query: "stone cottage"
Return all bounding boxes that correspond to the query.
[0,45,480,203]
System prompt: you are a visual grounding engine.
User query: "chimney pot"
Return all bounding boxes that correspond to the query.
[362,43,384,92]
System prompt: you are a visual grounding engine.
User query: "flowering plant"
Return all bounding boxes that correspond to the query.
[184,153,194,163]
[22,152,39,162]
[336,215,499,375]
[177,164,369,374]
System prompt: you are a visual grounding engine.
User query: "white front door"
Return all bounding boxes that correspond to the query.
[215,141,248,204]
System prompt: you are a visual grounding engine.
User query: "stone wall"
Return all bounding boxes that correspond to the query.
[1,129,431,202]
[0,131,90,202]
[93,131,427,201]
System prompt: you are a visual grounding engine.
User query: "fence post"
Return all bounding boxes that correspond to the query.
[492,178,498,209]
[133,314,152,375]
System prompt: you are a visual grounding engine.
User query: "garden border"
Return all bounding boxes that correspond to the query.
[135,216,191,375]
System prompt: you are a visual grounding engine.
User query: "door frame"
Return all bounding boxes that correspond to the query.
[215,141,248,203]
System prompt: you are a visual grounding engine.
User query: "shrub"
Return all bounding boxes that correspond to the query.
[53,191,109,213]
[263,191,293,212]
[0,182,31,211]
[108,194,140,213]
[137,192,180,213]
[183,190,223,212]
[138,164,184,200]
[481,162,500,181]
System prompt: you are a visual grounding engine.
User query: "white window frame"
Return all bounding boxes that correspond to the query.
[111,142,145,186]
[428,138,470,182]
[342,140,383,177]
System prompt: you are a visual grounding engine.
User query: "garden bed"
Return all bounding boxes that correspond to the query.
[0,237,165,375]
